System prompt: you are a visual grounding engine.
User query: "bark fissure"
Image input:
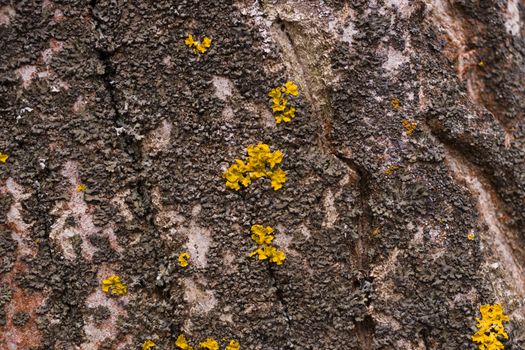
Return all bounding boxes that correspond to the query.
[263,6,378,345]
[333,152,376,350]
[88,0,178,336]
[268,265,292,331]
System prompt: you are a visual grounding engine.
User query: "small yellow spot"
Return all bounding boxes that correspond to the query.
[0,152,9,163]
[76,184,87,192]
[467,232,475,240]
[176,335,193,350]
[225,340,240,350]
[391,97,401,109]
[101,275,127,296]
[199,338,219,350]
[471,304,509,349]
[402,118,417,136]
[143,340,156,350]
[384,164,400,175]
[184,34,212,54]
[478,60,485,67]
[371,227,381,237]
[178,252,190,267]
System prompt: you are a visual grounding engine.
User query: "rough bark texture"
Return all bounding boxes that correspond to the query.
[0,0,524,349]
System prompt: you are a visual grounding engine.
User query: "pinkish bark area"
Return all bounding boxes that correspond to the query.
[0,0,524,349]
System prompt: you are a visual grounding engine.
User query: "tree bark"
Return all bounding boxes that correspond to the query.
[0,0,524,349]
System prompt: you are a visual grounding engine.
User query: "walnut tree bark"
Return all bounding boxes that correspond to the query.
[0,0,524,349]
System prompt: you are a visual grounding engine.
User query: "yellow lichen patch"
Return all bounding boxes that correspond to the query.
[184,34,212,54]
[391,97,401,109]
[478,60,485,67]
[176,335,194,350]
[248,224,286,265]
[467,231,475,240]
[472,304,509,350]
[225,340,240,350]
[199,338,219,350]
[0,152,9,163]
[251,225,274,245]
[269,81,299,124]
[143,340,156,350]
[178,251,190,267]
[383,164,400,175]
[101,275,127,296]
[76,183,87,192]
[224,143,286,191]
[402,118,417,136]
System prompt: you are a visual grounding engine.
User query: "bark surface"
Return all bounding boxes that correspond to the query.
[0,0,524,349]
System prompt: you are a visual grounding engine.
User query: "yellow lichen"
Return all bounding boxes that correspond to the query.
[383,164,400,175]
[199,338,219,350]
[224,143,286,191]
[472,304,509,350]
[0,152,8,163]
[176,335,193,350]
[248,224,286,265]
[467,232,475,240]
[251,225,274,245]
[402,118,417,136]
[391,97,401,109]
[178,251,190,267]
[143,340,156,350]
[76,184,87,192]
[225,340,240,350]
[478,60,485,67]
[184,34,212,54]
[269,81,299,124]
[101,275,127,296]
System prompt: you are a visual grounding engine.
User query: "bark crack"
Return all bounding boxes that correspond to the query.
[425,120,525,309]
[88,0,178,341]
[262,4,377,345]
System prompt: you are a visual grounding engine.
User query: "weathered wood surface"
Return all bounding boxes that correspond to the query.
[0,0,524,349]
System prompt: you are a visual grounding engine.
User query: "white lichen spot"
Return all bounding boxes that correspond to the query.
[186,224,211,269]
[72,95,87,114]
[322,189,338,228]
[384,0,413,17]
[382,46,409,72]
[0,5,15,26]
[222,250,238,274]
[16,66,38,89]
[182,278,217,314]
[212,76,234,101]
[2,178,34,256]
[50,161,121,261]
[42,39,63,64]
[143,119,172,155]
[111,189,134,222]
[504,0,521,36]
